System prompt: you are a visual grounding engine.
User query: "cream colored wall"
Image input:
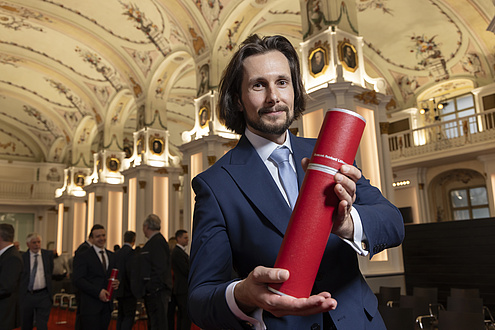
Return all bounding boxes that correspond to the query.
[393,186,419,223]
[425,160,485,187]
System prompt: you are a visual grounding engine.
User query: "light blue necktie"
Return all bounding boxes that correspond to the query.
[270,147,298,209]
[28,254,38,292]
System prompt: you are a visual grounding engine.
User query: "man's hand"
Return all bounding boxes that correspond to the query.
[301,159,361,240]
[111,279,120,290]
[99,289,110,302]
[234,266,337,318]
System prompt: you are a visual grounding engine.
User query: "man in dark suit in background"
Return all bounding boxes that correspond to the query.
[171,229,191,330]
[0,223,23,330]
[141,214,172,330]
[73,224,119,330]
[73,231,94,330]
[115,230,137,330]
[71,233,93,330]
[19,233,54,330]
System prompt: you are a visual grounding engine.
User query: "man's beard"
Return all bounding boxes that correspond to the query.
[245,105,294,136]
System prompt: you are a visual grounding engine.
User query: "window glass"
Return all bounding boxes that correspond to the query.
[472,208,490,219]
[458,109,475,118]
[451,190,468,207]
[439,102,455,114]
[470,187,488,206]
[457,95,474,110]
[453,209,470,220]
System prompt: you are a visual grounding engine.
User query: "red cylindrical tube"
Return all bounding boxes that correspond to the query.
[269,108,366,298]
[106,268,119,299]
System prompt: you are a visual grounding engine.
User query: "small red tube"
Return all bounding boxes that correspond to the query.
[106,268,119,299]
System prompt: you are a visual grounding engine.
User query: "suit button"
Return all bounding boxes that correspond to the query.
[310,323,321,330]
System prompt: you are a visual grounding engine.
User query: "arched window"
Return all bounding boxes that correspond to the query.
[429,169,488,222]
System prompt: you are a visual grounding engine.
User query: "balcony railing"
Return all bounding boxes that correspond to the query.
[0,181,62,203]
[389,108,495,162]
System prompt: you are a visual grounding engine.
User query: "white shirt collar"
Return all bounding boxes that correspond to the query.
[29,250,40,257]
[0,244,14,257]
[244,128,293,162]
[93,245,105,254]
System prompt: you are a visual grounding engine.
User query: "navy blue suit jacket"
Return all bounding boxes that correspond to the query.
[188,133,404,330]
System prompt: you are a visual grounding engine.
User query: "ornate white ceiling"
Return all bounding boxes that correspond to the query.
[0,0,493,166]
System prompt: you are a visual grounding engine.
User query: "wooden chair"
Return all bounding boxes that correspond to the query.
[378,286,401,307]
[378,305,415,330]
[438,310,484,330]
[450,287,480,299]
[447,296,483,313]
[413,286,438,304]
[399,295,430,319]
[413,287,444,329]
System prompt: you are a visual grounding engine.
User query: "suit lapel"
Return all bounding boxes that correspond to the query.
[223,135,293,235]
[290,133,316,186]
[90,247,107,275]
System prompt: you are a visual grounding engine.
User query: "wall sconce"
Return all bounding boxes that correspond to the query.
[437,97,448,110]
[419,102,429,115]
[418,98,449,118]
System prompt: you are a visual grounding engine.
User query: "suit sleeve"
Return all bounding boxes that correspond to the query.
[47,250,54,274]
[188,175,249,330]
[353,174,405,257]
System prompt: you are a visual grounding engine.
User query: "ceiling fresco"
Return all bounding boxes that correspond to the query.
[0,0,494,167]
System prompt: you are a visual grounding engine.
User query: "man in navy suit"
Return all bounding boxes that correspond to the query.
[19,233,54,330]
[73,224,119,330]
[188,34,404,330]
[171,229,191,330]
[0,223,23,330]
[114,230,137,330]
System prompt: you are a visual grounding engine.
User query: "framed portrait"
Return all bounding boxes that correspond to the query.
[106,156,120,173]
[197,64,209,97]
[199,105,210,128]
[338,41,358,72]
[123,146,132,158]
[74,174,85,187]
[149,137,164,155]
[308,47,328,77]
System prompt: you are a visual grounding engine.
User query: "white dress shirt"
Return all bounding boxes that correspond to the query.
[29,250,46,290]
[93,246,108,270]
[224,129,370,329]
